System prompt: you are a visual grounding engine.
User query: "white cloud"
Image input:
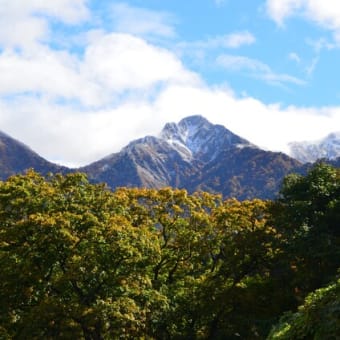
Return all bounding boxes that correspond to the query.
[0,0,89,48]
[306,37,336,52]
[0,33,199,108]
[288,52,320,77]
[224,32,256,48]
[0,29,201,165]
[305,56,319,76]
[266,0,303,26]
[82,33,200,96]
[288,52,301,63]
[217,55,267,71]
[176,32,256,67]
[305,1,340,30]
[216,54,305,86]
[110,2,176,38]
[0,47,103,106]
[335,31,340,44]
[180,31,256,51]
[0,96,160,167]
[1,81,339,167]
[266,0,340,34]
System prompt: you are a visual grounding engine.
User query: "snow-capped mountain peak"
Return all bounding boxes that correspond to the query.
[289,131,340,163]
[160,115,253,162]
[80,115,300,199]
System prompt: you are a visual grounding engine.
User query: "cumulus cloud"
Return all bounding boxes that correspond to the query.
[265,0,303,26]
[2,83,339,167]
[0,33,199,108]
[0,96,161,167]
[216,54,305,86]
[0,47,104,106]
[0,0,89,48]
[266,0,340,34]
[82,33,200,97]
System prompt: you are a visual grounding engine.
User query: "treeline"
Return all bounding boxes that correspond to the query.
[0,163,339,339]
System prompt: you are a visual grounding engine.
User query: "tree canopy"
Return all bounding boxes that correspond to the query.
[0,163,339,339]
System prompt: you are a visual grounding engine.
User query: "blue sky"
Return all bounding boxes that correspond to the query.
[0,0,339,166]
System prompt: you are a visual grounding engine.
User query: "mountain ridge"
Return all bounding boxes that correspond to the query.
[80,115,303,199]
[1,115,338,199]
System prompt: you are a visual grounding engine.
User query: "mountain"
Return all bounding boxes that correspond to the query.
[0,116,311,199]
[0,131,67,180]
[82,116,302,199]
[81,115,252,190]
[289,132,340,163]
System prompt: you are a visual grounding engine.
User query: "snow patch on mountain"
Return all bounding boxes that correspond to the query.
[87,115,257,174]
[160,115,253,162]
[289,132,340,163]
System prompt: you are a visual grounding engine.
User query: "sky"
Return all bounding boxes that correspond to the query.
[0,0,340,167]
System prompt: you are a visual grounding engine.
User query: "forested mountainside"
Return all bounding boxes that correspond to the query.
[1,163,339,339]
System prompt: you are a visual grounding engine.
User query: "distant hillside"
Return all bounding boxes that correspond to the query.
[0,131,68,180]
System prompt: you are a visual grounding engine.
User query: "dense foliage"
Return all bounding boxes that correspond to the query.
[268,278,340,339]
[0,163,339,339]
